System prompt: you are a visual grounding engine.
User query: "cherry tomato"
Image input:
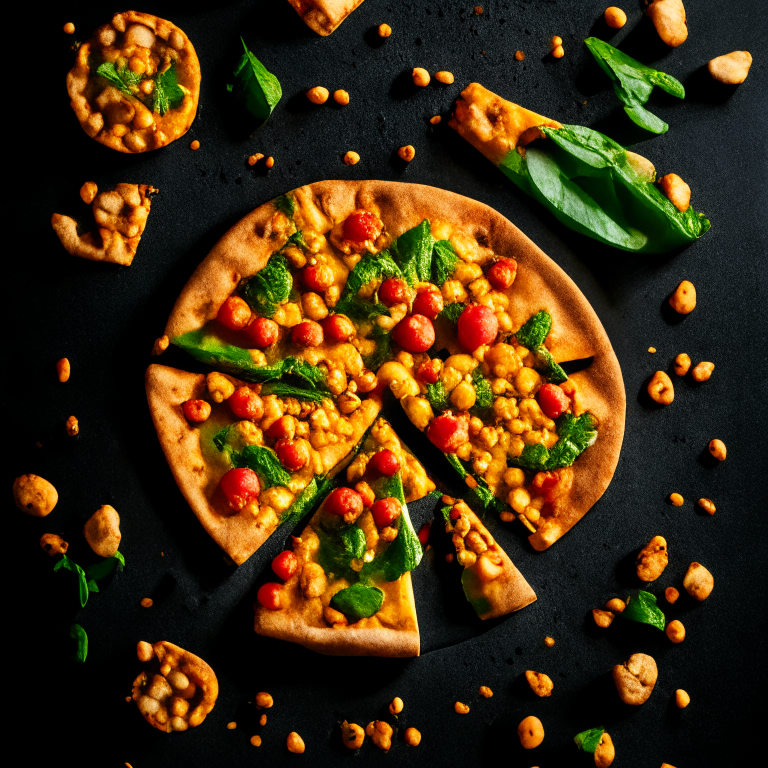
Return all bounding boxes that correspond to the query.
[267,415,296,441]
[417,522,431,546]
[257,582,282,610]
[449,507,461,521]
[271,551,298,581]
[487,258,518,291]
[325,487,364,517]
[457,304,499,351]
[379,278,408,307]
[321,314,356,343]
[229,386,264,421]
[291,321,324,347]
[427,413,469,453]
[417,358,441,384]
[370,449,400,476]
[537,383,571,419]
[275,439,309,472]
[532,468,573,502]
[392,314,435,353]
[371,497,402,528]
[303,264,334,292]
[217,296,252,330]
[219,467,261,511]
[343,210,382,243]
[182,399,211,423]
[246,316,279,348]
[412,286,444,319]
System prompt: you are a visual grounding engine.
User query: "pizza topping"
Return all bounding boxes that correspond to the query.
[417,358,442,384]
[275,439,309,471]
[321,314,356,342]
[229,386,264,421]
[291,321,324,347]
[536,383,570,419]
[271,551,298,581]
[182,399,211,422]
[371,497,402,528]
[379,277,409,307]
[219,467,261,511]
[612,653,658,705]
[217,296,252,330]
[427,413,469,453]
[369,449,401,476]
[343,210,383,245]
[457,305,498,351]
[412,285,444,318]
[325,487,364,518]
[342,721,365,749]
[393,314,435,353]
[303,264,334,292]
[330,583,385,620]
[257,583,282,610]
[518,716,545,749]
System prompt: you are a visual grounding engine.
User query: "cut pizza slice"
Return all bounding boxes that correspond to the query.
[253,417,434,657]
[285,0,366,36]
[145,363,379,565]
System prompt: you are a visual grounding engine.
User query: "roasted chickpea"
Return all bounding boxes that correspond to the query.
[670,493,684,506]
[669,280,696,314]
[479,685,493,698]
[83,505,121,557]
[698,498,716,515]
[683,562,714,601]
[341,721,365,749]
[333,89,350,105]
[412,68,430,87]
[594,732,616,767]
[708,51,753,84]
[517,716,544,749]
[306,86,329,104]
[665,587,679,604]
[604,7,627,28]
[636,535,668,581]
[344,151,360,166]
[647,0,688,47]
[13,474,58,517]
[666,619,686,643]
[593,609,615,628]
[525,671,553,697]
[378,23,392,38]
[366,720,393,751]
[389,697,404,715]
[255,692,274,709]
[606,598,626,613]
[40,533,68,556]
[675,689,690,708]
[673,353,691,376]
[404,727,421,746]
[454,701,470,714]
[434,71,454,84]
[287,732,305,753]
[398,145,416,162]
[691,361,714,382]
[612,653,658,705]
[647,370,674,405]
[709,439,727,461]
[56,357,72,382]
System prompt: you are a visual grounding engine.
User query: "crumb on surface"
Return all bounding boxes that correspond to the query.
[378,23,392,38]
[227,722,237,729]
[544,636,555,647]
[515,50,525,61]
[190,140,200,150]
[265,156,275,169]
[141,597,153,608]
[250,735,262,747]
[430,115,442,124]
[344,151,360,166]
[648,346,656,353]
[248,153,265,166]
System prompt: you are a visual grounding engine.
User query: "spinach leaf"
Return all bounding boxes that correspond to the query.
[273,193,294,219]
[84,551,125,582]
[574,727,605,754]
[621,590,666,632]
[461,570,493,617]
[95,62,139,97]
[425,380,450,413]
[390,220,435,284]
[231,445,291,488]
[242,251,292,318]
[515,311,552,349]
[585,37,684,135]
[151,64,185,116]
[471,367,494,410]
[439,302,466,324]
[260,382,326,403]
[546,413,598,469]
[363,325,392,372]
[534,345,568,384]
[213,426,232,451]
[445,452,468,479]
[317,524,366,580]
[334,297,389,321]
[341,251,403,300]
[513,443,551,471]
[280,473,336,526]
[432,240,458,286]
[380,471,407,505]
[70,624,88,663]
[226,37,282,123]
[440,505,453,523]
[254,356,326,388]
[53,554,89,607]
[442,454,504,516]
[330,583,384,621]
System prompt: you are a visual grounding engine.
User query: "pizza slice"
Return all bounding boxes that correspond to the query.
[285,0,366,36]
[145,363,379,565]
[253,417,433,657]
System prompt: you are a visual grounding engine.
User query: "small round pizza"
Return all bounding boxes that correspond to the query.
[67,11,200,153]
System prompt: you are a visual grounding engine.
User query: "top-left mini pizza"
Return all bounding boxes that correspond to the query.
[66,11,201,153]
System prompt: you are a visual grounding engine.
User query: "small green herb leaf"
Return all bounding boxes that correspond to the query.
[260,382,326,402]
[53,554,89,607]
[330,583,384,621]
[440,505,453,523]
[512,443,551,471]
[95,62,136,98]
[534,345,568,384]
[363,325,392,372]
[213,426,232,452]
[471,367,494,410]
[432,240,458,286]
[70,624,88,663]
[546,412,598,469]
[574,727,605,754]
[151,64,185,116]
[621,590,666,631]
[390,220,435,284]
[514,311,552,349]
[273,193,294,219]
[317,524,366,580]
[425,380,450,413]
[280,474,333,526]
[242,251,292,318]
[340,250,403,301]
[439,302,466,325]
[227,37,282,123]
[231,445,291,488]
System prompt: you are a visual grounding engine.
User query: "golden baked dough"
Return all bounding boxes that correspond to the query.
[285,0,366,36]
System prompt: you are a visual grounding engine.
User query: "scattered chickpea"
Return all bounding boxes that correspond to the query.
[500,510,516,523]
[378,23,392,38]
[137,641,153,662]
[647,0,688,47]
[648,346,657,353]
[454,701,470,714]
[256,692,274,709]
[673,353,691,376]
[57,357,71,382]
[647,370,674,405]
[398,145,416,162]
[515,50,525,61]
[306,86,329,105]
[404,727,421,746]
[606,598,626,613]
[691,361,714,382]
[698,498,716,515]
[518,716,545,749]
[666,619,686,644]
[683,562,714,601]
[475,5,483,14]
[286,732,305,754]
[709,439,727,461]
[665,587,680,604]
[341,721,365,750]
[636,535,669,582]
[604,6,627,27]
[552,45,565,58]
[389,697,404,715]
[412,68,431,87]
[250,735,262,747]
[478,685,493,698]
[64,22,75,34]
[333,89,350,105]
[430,115,442,124]
[366,721,393,751]
[260,714,267,726]
[551,36,563,47]
[66,416,79,436]
[151,335,169,356]
[40,533,69,557]
[227,722,237,730]
[525,671,554,697]
[670,492,684,506]
[84,504,121,557]
[248,153,265,166]
[595,732,616,768]
[343,151,360,166]
[190,140,200,150]
[593,609,615,628]
[435,71,455,84]
[544,636,555,647]
[13,474,58,517]
[661,174,691,213]
[265,156,275,169]
[141,597,153,607]
[669,279,696,314]
[675,689,690,709]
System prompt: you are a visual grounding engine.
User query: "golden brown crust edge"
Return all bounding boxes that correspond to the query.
[285,0,366,36]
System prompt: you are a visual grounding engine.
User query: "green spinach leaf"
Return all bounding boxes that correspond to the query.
[242,251,292,317]
[511,443,551,471]
[425,380,450,413]
[363,325,392,372]
[390,220,435,284]
[515,311,552,349]
[84,551,125,582]
[341,251,403,300]
[440,505,453,523]
[574,727,605,754]
[432,240,458,286]
[151,64,185,116]
[226,38,282,123]
[213,426,232,452]
[280,473,336,526]
[439,302,466,324]
[534,345,568,384]
[471,367,494,410]
[70,624,88,663]
[546,413,598,469]
[317,523,367,580]
[260,382,326,402]
[274,194,295,219]
[621,589,666,631]
[330,583,384,620]
[53,554,89,607]
[231,445,291,488]
[95,62,140,97]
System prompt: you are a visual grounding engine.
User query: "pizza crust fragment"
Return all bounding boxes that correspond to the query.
[285,0,366,36]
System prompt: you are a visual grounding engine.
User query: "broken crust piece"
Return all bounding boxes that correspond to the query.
[51,183,156,266]
[447,500,537,620]
[132,641,218,732]
[449,82,562,166]
[285,0,366,36]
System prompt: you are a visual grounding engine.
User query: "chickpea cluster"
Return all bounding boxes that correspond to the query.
[446,503,504,582]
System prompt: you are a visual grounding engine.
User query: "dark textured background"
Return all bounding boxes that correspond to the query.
[10,2,767,766]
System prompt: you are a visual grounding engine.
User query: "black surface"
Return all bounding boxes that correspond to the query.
[10,2,767,766]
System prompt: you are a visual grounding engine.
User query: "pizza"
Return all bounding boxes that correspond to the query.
[285,0,366,36]
[66,11,200,153]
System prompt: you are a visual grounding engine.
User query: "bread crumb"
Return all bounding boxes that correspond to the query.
[141,598,153,608]
[515,50,525,61]
[190,140,200,150]
[227,722,237,730]
[544,636,555,647]
[648,346,656,353]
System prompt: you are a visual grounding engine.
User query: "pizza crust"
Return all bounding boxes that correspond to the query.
[285,0,366,36]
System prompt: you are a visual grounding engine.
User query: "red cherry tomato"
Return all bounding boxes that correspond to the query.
[417,522,431,546]
[343,210,382,243]
[537,383,571,419]
[257,582,282,610]
[182,399,211,423]
[321,314,356,343]
[217,296,252,330]
[303,264,334,292]
[266,415,296,441]
[325,487,364,517]
[229,386,264,421]
[487,258,518,291]
[271,551,298,581]
[532,468,573,502]
[219,467,261,511]
[379,278,408,307]
[371,497,402,528]
[392,314,435,353]
[275,439,309,472]
[370,449,401,476]
[417,358,441,384]
[427,413,469,453]
[291,321,324,347]
[412,287,444,319]
[449,506,461,521]
[246,316,279,348]
[457,304,499,351]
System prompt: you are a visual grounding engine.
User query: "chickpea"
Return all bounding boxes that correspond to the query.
[412,68,431,87]
[378,23,392,38]
[63,22,75,34]
[612,653,658,705]
[515,367,541,396]
[56,356,72,382]
[152,335,169,356]
[250,735,262,747]
[404,727,421,746]
[647,370,674,405]
[594,732,616,767]
[255,692,274,709]
[265,156,275,169]
[430,115,442,124]
[141,597,154,607]
[14,474,58,517]
[479,685,493,698]
[190,139,200,151]
[398,145,416,162]
[83,504,122,557]
[457,550,477,568]
[551,36,563,47]
[605,598,625,613]
[691,361,714,382]
[552,45,565,58]
[504,467,525,488]
[708,51,753,85]
[593,609,615,628]
[675,689,691,708]
[698,498,716,515]
[515,50,525,60]
[450,380,476,411]
[544,636,555,647]
[260,714,267,726]
[683,562,714,601]
[341,721,365,750]
[708,439,727,461]
[287,732,305,753]
[65,415,79,436]
[366,720,393,751]
[475,552,504,582]
[669,279,696,314]
[647,0,688,47]
[604,7,627,28]
[666,619,686,643]
[333,89,350,105]
[227,722,237,730]
[343,151,360,165]
[306,86,329,105]
[133,108,155,130]
[302,291,329,321]
[40,533,68,557]
[389,697,404,715]
[525,671,553,698]
[669,493,684,506]
[248,153,265,166]
[300,562,327,598]
[454,701,470,714]
[517,716,544,749]
[509,487,531,514]
[434,71,454,84]
[673,353,691,376]
[665,587,679,604]
[137,641,154,662]
[636,535,668,582]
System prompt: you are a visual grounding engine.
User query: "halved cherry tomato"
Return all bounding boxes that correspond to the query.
[217,296,252,330]
[392,314,435,353]
[246,316,279,348]
[303,264,334,292]
[532,468,573,502]
[267,415,296,441]
[371,497,402,528]
[257,582,282,610]
[487,258,518,291]
[343,210,382,243]
[182,399,211,423]
[412,286,444,319]
[229,386,264,420]
[417,522,431,546]
[457,305,499,351]
[379,278,408,307]
[427,413,469,453]
[537,383,571,419]
[291,321,324,347]
[271,551,298,581]
[417,358,441,384]
[369,449,400,476]
[219,467,261,511]
[325,487,364,517]
[449,506,461,521]
[321,314,356,343]
[275,439,309,471]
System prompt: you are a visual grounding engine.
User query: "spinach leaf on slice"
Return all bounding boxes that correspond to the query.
[621,589,666,631]
[440,505,453,523]
[340,251,403,301]
[390,220,435,284]
[273,193,294,219]
[574,727,605,754]
[70,624,88,663]
[280,473,336,526]
[333,297,389,321]
[260,382,326,402]
[53,554,89,607]
[533,345,568,384]
[468,479,506,516]
[330,583,384,621]
[470,367,494,410]
[445,452,468,479]
[546,413,598,469]
[432,240,458,286]
[438,302,466,324]
[151,64,185,116]
[514,311,552,349]
[380,472,407,505]
[231,445,291,488]
[242,251,292,317]
[317,524,366,580]
[425,380,450,413]
[363,325,392,372]
[213,426,232,452]
[511,443,551,471]
[226,37,282,123]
